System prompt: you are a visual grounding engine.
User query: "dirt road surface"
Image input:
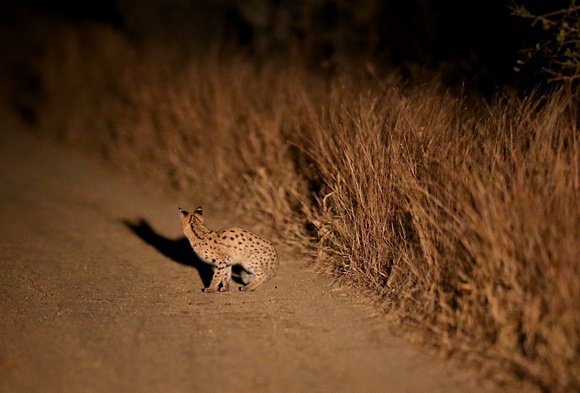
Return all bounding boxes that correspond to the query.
[0,126,525,393]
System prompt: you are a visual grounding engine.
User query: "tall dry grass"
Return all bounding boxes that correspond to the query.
[13,19,580,392]
[308,87,579,390]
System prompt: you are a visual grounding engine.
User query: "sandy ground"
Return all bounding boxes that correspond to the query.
[0,125,531,393]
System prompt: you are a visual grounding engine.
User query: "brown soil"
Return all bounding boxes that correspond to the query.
[0,124,534,392]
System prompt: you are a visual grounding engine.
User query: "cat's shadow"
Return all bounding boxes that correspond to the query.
[122,219,215,288]
[123,219,246,289]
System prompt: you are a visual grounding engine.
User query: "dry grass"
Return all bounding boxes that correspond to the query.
[311,87,580,390]
[11,19,580,392]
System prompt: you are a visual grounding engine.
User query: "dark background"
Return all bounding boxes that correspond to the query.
[0,0,572,93]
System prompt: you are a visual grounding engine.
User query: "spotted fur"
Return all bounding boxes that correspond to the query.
[178,206,278,292]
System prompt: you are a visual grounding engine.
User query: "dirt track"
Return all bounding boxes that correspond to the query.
[0,126,525,392]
